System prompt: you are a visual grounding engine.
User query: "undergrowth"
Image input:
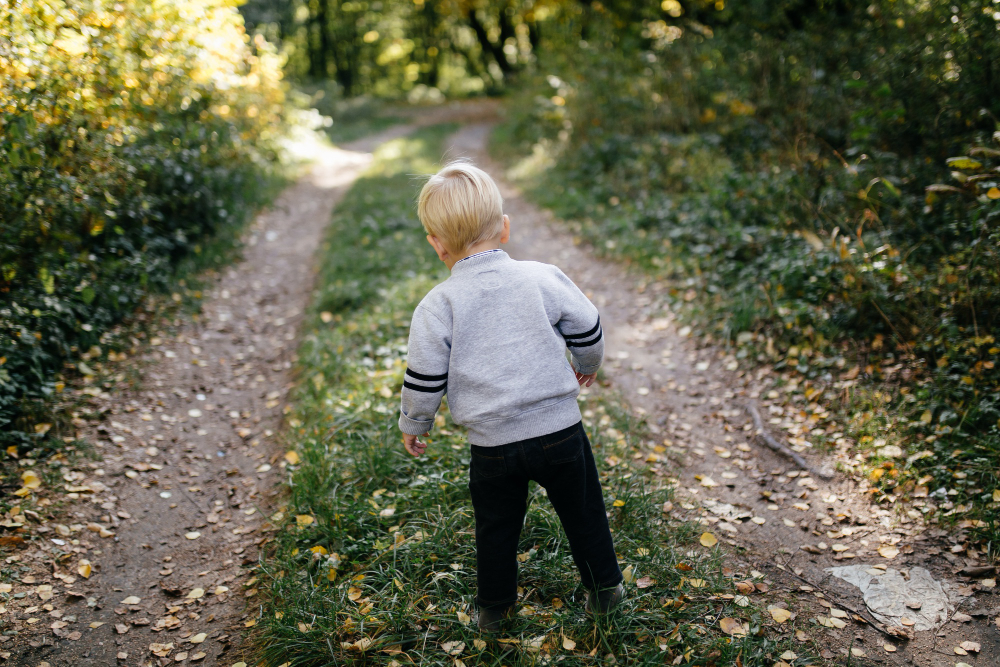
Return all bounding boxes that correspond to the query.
[490,14,1000,554]
[251,125,805,666]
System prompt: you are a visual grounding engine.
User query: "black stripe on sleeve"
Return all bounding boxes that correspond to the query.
[403,380,447,393]
[563,316,601,340]
[405,368,448,382]
[565,329,603,348]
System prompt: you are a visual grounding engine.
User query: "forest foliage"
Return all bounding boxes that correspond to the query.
[493,0,1000,545]
[0,0,286,453]
[241,0,543,97]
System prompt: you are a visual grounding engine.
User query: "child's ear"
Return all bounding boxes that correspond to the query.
[427,234,449,262]
[500,215,511,244]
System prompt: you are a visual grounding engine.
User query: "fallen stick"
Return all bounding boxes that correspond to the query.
[745,402,835,480]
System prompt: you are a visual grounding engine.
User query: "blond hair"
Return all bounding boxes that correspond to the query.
[417,161,504,252]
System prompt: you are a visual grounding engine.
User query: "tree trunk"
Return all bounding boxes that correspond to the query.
[466,9,511,74]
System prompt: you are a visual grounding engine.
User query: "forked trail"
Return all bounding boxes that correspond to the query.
[5,102,996,666]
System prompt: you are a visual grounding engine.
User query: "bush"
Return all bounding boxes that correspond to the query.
[494,1,1000,546]
[0,0,287,451]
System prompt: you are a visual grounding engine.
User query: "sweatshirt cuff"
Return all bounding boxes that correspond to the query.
[572,359,602,376]
[399,413,433,436]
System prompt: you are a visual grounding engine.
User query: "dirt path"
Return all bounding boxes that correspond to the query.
[1,101,502,667]
[446,120,1000,666]
[3,129,413,667]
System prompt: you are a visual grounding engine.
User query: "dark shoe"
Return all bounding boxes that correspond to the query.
[477,605,514,632]
[586,583,624,614]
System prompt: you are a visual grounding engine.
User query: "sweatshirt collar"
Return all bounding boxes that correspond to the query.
[450,249,510,275]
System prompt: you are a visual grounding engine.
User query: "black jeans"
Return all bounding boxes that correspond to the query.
[468,421,622,611]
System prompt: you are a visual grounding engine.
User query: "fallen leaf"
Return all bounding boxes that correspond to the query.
[636,576,655,589]
[284,451,300,465]
[563,635,576,650]
[120,596,141,605]
[189,632,207,644]
[700,532,718,548]
[296,515,314,527]
[347,587,363,601]
[959,641,980,653]
[187,588,205,600]
[185,532,201,540]
[441,641,464,655]
[719,618,747,636]
[150,642,174,657]
[877,545,899,559]
[769,606,792,624]
[473,638,487,651]
[456,610,471,625]
[78,560,92,579]
[612,499,625,507]
[22,471,42,489]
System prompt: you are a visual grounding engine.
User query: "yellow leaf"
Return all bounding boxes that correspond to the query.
[327,568,338,582]
[21,471,41,489]
[34,423,52,436]
[6,445,17,458]
[920,409,933,424]
[562,635,576,650]
[700,532,718,547]
[296,515,315,527]
[348,587,363,601]
[473,638,487,651]
[688,578,707,588]
[988,187,1000,200]
[78,560,92,579]
[310,545,328,555]
[622,564,634,583]
[187,588,205,599]
[769,606,792,624]
[456,610,471,625]
[993,489,1000,502]
[612,499,625,507]
[284,451,300,465]
[189,632,207,644]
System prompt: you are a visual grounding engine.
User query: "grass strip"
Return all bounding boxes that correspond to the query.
[252,124,802,666]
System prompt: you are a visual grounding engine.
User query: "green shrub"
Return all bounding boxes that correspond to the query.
[494,1,1000,547]
[0,0,287,451]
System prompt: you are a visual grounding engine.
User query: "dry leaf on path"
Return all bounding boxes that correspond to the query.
[700,532,718,547]
[769,606,792,624]
[877,545,899,559]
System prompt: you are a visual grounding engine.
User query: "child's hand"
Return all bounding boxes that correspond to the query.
[575,371,597,387]
[402,433,428,458]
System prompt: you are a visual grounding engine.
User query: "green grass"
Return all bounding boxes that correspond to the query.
[250,124,807,666]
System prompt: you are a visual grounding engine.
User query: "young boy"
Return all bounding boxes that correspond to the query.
[398,161,623,631]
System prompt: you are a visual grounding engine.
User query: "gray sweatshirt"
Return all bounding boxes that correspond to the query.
[398,250,604,446]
